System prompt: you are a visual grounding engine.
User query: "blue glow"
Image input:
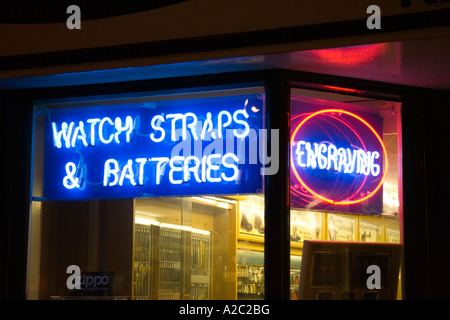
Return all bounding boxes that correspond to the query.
[150,115,166,143]
[103,159,119,186]
[43,94,263,200]
[99,117,114,144]
[63,162,80,189]
[295,140,381,177]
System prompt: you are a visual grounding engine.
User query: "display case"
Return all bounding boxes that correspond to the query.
[237,250,264,300]
[290,256,302,300]
[132,196,401,300]
[159,227,183,300]
[190,233,211,300]
[133,223,211,300]
[133,224,152,300]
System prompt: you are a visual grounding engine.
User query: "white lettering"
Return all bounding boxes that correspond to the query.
[337,148,347,172]
[296,140,307,167]
[295,140,381,177]
[327,143,338,171]
[71,121,88,148]
[114,116,135,144]
[217,111,232,139]
[206,154,221,183]
[259,128,279,176]
[52,108,252,149]
[233,109,250,138]
[103,159,119,186]
[52,116,137,148]
[169,156,184,184]
[102,154,240,187]
[52,121,74,148]
[184,113,198,141]
[119,159,136,186]
[63,162,81,189]
[66,5,81,30]
[150,114,166,143]
[86,118,101,146]
[184,155,202,183]
[66,265,81,290]
[366,5,381,30]
[371,151,381,176]
[136,158,148,185]
[166,113,184,141]
[221,153,239,181]
[99,117,114,144]
[150,157,169,185]
[315,142,327,169]
[201,112,214,140]
[366,264,381,289]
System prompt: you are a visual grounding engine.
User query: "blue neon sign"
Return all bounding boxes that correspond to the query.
[39,94,264,200]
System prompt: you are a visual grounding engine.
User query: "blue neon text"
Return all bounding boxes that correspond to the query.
[50,109,252,190]
[295,140,381,177]
[52,109,249,149]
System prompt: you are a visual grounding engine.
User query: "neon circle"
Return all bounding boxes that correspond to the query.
[290,109,388,205]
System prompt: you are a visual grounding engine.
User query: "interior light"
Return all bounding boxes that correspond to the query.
[134,216,160,226]
[135,217,211,235]
[192,196,216,205]
[160,223,211,236]
[203,196,237,204]
[192,196,232,209]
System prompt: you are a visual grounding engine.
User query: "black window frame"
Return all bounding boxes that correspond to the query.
[2,69,449,300]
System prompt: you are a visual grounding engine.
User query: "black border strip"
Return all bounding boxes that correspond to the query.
[0,9,449,71]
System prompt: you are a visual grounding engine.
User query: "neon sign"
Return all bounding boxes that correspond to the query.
[39,94,263,200]
[290,108,387,213]
[295,141,381,177]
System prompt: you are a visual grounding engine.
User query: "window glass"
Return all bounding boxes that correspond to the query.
[289,88,402,300]
[27,88,267,300]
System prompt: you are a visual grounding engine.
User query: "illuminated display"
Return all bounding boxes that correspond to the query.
[290,108,387,214]
[294,140,381,177]
[39,94,263,200]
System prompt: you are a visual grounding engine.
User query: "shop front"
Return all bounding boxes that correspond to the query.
[1,1,450,301]
[24,77,403,300]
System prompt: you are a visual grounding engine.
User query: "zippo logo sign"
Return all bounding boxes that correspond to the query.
[290,107,387,214]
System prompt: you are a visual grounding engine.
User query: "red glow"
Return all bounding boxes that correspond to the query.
[290,109,388,206]
[322,86,359,93]
[312,43,388,66]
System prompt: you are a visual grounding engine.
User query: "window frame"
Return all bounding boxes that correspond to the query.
[2,68,440,299]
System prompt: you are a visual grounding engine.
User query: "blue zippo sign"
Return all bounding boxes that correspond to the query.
[40,94,264,200]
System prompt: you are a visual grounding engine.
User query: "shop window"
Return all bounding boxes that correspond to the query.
[289,88,403,300]
[27,87,267,300]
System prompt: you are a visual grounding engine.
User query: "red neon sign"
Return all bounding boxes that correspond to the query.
[290,109,388,206]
